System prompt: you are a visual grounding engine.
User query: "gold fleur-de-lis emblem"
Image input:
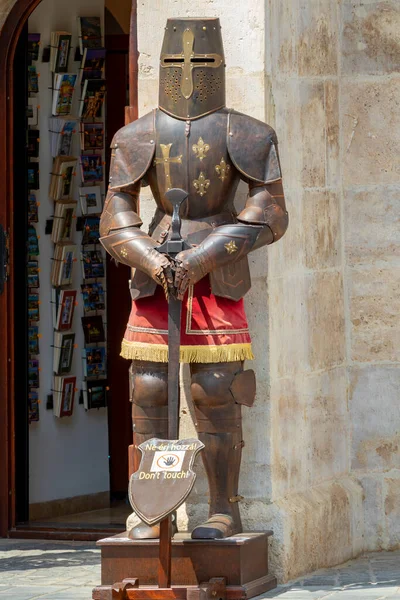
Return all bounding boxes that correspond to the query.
[120,247,128,258]
[193,172,210,197]
[192,137,210,161]
[224,240,238,254]
[215,157,231,181]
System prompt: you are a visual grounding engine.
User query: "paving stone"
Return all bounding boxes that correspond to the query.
[301,578,338,586]
[289,590,339,598]
[40,591,94,600]
[0,586,70,599]
[324,589,400,599]
[262,589,334,599]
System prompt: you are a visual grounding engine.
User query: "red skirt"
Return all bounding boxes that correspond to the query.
[121,277,253,364]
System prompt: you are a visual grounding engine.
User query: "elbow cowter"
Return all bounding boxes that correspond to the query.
[237,189,289,243]
[99,191,143,238]
[264,204,289,242]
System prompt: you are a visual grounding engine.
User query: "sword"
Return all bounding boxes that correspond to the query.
[157,187,190,440]
[155,188,190,588]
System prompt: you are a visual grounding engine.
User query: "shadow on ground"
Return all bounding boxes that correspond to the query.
[0,542,99,572]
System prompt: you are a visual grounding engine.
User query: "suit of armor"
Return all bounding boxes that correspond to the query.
[100,18,288,539]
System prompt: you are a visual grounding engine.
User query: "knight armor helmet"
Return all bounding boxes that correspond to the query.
[159,18,226,120]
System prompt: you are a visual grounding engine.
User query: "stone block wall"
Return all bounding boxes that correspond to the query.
[1,0,399,584]
[266,0,358,580]
[266,0,400,579]
[340,1,400,555]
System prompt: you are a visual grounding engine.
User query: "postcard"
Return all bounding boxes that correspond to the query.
[82,216,100,245]
[27,260,39,288]
[28,389,39,423]
[79,186,102,215]
[81,315,105,344]
[80,154,103,184]
[81,249,104,279]
[81,281,105,313]
[28,325,39,355]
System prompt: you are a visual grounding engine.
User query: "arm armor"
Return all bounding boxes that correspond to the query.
[99,111,161,271]
[181,180,288,277]
[99,184,163,274]
[237,179,288,249]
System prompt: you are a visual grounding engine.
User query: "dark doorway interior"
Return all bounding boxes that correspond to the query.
[104,34,132,503]
[12,20,132,539]
[13,21,30,526]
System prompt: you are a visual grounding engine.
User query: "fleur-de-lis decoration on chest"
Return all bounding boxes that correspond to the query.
[215,157,231,182]
[192,137,210,161]
[153,143,182,190]
[193,171,210,197]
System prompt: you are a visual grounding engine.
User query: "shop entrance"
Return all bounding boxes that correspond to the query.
[0,0,135,538]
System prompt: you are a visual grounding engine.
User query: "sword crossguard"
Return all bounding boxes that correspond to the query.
[157,188,191,257]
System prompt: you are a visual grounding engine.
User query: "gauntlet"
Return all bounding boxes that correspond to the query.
[174,180,288,298]
[99,188,174,298]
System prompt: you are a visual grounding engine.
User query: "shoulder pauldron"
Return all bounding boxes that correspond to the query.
[109,110,156,190]
[227,110,282,184]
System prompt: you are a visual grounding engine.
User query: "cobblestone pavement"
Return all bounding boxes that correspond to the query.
[0,539,398,599]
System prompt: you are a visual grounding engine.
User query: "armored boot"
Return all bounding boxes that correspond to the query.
[190,362,255,539]
[128,360,177,539]
[192,430,243,539]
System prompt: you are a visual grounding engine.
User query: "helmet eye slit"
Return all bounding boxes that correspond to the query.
[163,58,184,64]
[191,58,215,64]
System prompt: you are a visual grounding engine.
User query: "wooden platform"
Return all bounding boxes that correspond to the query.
[93,531,277,599]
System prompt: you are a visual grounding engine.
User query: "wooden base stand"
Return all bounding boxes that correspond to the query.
[92,531,277,600]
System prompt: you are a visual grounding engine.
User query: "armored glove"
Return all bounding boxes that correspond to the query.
[99,189,174,299]
[174,182,288,299]
[174,223,263,299]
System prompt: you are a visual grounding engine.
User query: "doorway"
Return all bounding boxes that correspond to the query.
[0,0,135,539]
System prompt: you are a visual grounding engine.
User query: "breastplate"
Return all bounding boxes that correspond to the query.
[146,108,240,221]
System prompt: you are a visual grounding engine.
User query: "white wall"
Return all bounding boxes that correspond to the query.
[28,0,109,504]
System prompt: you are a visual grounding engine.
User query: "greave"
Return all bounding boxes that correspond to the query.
[198,430,243,532]
[128,361,171,540]
[129,361,168,473]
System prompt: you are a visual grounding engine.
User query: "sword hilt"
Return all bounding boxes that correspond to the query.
[157,188,191,257]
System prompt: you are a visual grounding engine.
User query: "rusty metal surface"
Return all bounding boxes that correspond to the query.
[100,188,142,237]
[230,369,256,408]
[99,227,173,299]
[190,362,243,538]
[100,105,288,301]
[130,361,169,436]
[159,18,225,121]
[227,111,281,184]
[109,110,156,190]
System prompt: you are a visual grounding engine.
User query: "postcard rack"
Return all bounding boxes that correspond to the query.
[27,33,41,423]
[26,17,108,423]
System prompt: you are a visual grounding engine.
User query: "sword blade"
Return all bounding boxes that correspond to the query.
[167,294,182,440]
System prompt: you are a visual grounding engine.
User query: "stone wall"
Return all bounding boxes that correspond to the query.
[1,0,399,584]
[266,0,400,579]
[341,0,400,554]
[265,0,359,580]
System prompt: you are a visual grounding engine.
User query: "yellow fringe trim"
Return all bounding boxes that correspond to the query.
[120,340,254,363]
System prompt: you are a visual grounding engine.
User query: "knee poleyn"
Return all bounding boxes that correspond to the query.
[191,372,236,409]
[131,372,168,408]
